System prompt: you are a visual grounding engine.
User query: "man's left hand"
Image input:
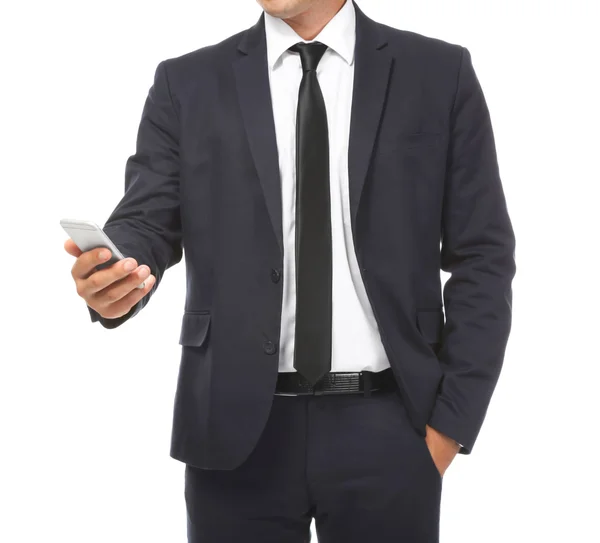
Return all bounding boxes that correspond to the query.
[425,424,461,476]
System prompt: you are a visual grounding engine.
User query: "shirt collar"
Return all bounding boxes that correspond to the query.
[264,0,356,70]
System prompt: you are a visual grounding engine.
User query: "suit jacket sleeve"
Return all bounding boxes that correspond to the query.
[88,60,183,329]
[427,47,516,453]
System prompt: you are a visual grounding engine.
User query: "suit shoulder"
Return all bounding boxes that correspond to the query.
[379,23,464,60]
[155,27,247,76]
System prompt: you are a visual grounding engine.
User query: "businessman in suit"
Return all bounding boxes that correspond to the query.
[65,0,516,541]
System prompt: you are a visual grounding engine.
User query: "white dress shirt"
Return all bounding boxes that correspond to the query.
[264,0,391,373]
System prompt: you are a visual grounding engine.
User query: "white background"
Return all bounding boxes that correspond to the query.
[2,0,599,541]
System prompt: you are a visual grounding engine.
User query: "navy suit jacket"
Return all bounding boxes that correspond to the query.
[89,1,516,469]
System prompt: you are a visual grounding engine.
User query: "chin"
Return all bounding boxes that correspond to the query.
[259,0,309,19]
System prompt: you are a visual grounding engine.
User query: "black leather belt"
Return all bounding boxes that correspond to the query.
[274,368,396,397]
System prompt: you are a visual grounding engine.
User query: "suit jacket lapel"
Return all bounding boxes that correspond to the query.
[232,3,393,258]
[348,1,392,240]
[233,13,284,255]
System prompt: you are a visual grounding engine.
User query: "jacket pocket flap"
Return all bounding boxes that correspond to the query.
[179,312,211,346]
[416,309,444,344]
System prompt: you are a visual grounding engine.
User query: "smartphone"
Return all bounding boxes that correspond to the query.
[60,219,145,288]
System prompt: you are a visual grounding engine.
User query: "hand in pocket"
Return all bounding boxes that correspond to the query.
[424,424,460,477]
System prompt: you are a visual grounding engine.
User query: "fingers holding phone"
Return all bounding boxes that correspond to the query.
[70,246,156,319]
[61,219,156,320]
[71,249,156,319]
[84,249,155,318]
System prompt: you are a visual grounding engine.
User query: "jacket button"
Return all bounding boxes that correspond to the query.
[270,268,281,283]
[263,340,277,355]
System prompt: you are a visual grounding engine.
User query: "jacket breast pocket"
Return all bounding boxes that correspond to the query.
[397,131,443,149]
[416,309,444,354]
[378,131,444,154]
[179,311,211,347]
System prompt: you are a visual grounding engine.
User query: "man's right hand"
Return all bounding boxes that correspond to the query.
[65,238,156,320]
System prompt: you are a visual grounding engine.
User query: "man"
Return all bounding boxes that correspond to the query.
[65,0,516,541]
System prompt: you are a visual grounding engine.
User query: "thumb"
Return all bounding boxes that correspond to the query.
[64,238,82,257]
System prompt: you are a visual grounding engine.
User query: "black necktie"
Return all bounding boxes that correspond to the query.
[289,41,332,386]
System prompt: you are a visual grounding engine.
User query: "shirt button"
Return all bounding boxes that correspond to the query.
[270,268,281,283]
[263,340,278,355]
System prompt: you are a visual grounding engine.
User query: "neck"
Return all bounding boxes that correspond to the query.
[283,0,347,41]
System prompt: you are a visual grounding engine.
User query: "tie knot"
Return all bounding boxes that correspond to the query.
[289,41,328,72]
